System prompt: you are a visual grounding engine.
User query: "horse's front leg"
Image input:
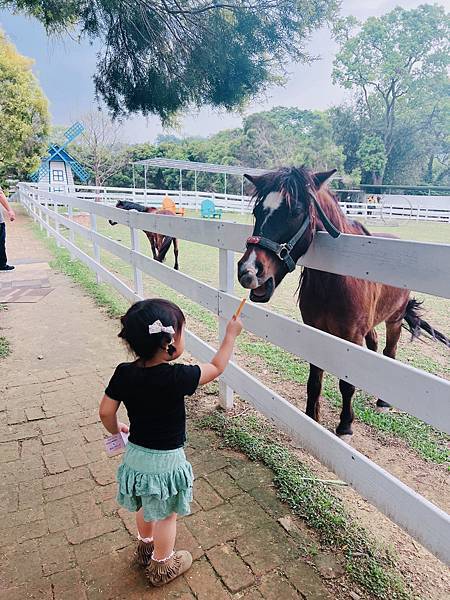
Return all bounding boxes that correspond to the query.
[306,364,323,422]
[336,380,356,440]
[173,238,179,270]
[146,232,157,260]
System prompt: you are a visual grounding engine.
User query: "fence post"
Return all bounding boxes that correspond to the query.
[68,202,75,243]
[37,193,43,231]
[218,248,234,409]
[130,211,144,297]
[31,191,37,222]
[54,200,61,247]
[90,212,101,284]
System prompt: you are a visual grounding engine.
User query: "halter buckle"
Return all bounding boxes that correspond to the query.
[276,244,290,260]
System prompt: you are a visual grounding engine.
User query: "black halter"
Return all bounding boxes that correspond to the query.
[246,188,341,272]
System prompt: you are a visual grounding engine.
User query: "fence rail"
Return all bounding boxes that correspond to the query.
[18,183,450,565]
[31,182,450,222]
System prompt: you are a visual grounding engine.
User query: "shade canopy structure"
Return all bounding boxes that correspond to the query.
[131,157,270,202]
[132,157,268,177]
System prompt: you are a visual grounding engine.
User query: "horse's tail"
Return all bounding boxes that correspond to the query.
[156,236,173,263]
[403,298,450,347]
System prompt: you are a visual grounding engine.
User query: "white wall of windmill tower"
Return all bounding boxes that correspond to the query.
[37,159,75,193]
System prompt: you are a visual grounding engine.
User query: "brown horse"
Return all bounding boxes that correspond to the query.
[237,166,449,439]
[109,200,179,270]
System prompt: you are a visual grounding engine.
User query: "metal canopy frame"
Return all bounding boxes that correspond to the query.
[132,157,268,177]
[131,157,268,201]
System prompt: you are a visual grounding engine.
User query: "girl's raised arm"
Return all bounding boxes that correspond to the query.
[199,317,243,385]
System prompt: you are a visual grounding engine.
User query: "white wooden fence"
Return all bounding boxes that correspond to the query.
[32,183,450,222]
[18,183,450,565]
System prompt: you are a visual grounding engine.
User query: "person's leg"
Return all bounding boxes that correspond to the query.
[152,513,177,560]
[136,507,154,540]
[146,512,192,586]
[0,223,7,268]
[134,508,155,567]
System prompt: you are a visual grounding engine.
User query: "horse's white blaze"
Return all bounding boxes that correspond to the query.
[261,191,283,231]
[241,249,257,274]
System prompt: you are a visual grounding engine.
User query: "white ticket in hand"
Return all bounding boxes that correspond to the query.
[104,431,129,456]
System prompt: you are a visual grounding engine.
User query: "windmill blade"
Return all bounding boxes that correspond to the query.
[69,159,90,183]
[60,122,85,151]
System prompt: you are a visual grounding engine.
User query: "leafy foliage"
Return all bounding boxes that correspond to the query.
[1,0,338,121]
[356,135,386,184]
[0,28,49,185]
[332,5,450,185]
[104,106,344,192]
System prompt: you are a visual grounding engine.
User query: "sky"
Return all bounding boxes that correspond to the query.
[0,0,436,143]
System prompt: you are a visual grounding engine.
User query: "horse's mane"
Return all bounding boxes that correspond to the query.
[316,187,369,236]
[252,167,314,210]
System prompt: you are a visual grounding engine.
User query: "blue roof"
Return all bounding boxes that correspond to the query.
[47,144,78,164]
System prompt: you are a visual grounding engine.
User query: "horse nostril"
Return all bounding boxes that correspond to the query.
[240,272,255,288]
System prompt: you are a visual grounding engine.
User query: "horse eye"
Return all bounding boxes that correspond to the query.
[290,204,303,217]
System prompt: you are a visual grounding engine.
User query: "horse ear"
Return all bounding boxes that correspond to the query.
[313,169,337,189]
[244,174,263,187]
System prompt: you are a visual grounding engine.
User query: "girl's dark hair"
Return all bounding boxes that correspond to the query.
[118,299,185,360]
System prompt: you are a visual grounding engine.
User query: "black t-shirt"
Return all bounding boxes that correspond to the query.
[105,362,201,450]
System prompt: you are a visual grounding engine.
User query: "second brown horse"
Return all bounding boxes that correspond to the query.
[109,200,179,270]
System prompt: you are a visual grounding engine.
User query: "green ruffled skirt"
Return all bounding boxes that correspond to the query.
[116,442,193,522]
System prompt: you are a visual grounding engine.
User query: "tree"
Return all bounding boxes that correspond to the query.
[108,107,345,192]
[0,28,49,185]
[236,107,344,171]
[71,110,128,187]
[1,0,338,122]
[356,135,386,185]
[332,5,450,184]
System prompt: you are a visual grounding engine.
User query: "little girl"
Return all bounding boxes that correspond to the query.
[99,298,242,587]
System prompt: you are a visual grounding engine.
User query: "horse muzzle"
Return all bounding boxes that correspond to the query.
[238,268,275,303]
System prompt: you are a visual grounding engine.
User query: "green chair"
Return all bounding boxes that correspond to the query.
[201,199,222,219]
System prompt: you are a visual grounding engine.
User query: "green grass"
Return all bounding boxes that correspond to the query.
[0,336,11,358]
[201,412,412,600]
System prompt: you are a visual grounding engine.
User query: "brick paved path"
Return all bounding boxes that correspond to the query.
[0,208,335,599]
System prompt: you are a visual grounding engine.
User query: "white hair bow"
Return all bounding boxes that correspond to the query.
[148,320,175,336]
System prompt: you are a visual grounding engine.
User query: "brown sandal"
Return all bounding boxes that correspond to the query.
[133,540,154,567]
[146,550,192,586]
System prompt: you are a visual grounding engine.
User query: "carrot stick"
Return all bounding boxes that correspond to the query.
[234,298,246,319]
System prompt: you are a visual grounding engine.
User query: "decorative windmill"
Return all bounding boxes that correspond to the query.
[31,122,89,191]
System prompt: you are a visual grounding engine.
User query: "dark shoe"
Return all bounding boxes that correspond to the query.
[133,539,154,567]
[146,550,192,586]
[0,265,14,271]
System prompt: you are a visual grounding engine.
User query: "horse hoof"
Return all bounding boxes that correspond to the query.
[337,434,353,445]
